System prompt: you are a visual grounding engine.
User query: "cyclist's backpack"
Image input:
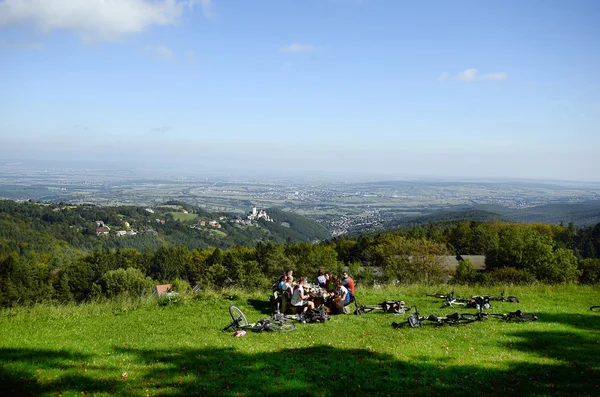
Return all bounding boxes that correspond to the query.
[304,307,329,323]
[407,313,422,328]
[469,296,491,310]
[507,310,537,322]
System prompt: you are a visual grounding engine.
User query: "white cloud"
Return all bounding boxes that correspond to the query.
[0,0,199,42]
[0,39,43,50]
[437,72,450,81]
[280,43,320,53]
[442,68,509,82]
[145,45,175,61]
[456,68,480,81]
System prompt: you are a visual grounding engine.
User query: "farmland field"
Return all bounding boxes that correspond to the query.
[1,285,599,396]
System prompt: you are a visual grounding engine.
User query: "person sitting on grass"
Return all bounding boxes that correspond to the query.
[317,268,327,288]
[328,293,346,315]
[335,279,351,306]
[277,275,287,291]
[283,276,294,296]
[325,274,336,293]
[341,271,355,302]
[291,277,315,319]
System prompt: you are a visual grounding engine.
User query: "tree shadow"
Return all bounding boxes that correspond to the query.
[501,329,600,394]
[534,312,600,331]
[0,348,120,397]
[2,338,598,396]
[246,298,273,315]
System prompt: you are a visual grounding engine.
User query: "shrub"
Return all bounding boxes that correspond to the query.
[101,267,154,298]
[484,267,537,285]
[357,267,376,287]
[578,258,600,284]
[171,278,191,294]
[451,259,485,284]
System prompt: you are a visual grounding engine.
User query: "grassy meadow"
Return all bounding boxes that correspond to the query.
[1,285,599,397]
[167,212,199,222]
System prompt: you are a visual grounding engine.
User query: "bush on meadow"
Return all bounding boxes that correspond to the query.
[101,267,154,298]
[578,258,600,284]
[483,267,537,285]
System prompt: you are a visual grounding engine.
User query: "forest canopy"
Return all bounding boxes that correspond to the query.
[1,200,600,307]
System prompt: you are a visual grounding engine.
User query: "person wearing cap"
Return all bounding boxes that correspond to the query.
[341,271,355,300]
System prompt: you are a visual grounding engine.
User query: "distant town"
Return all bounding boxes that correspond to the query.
[2,162,600,236]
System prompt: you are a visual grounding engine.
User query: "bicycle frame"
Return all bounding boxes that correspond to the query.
[354,298,410,315]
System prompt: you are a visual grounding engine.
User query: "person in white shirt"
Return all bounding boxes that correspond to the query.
[291,277,315,314]
[335,280,350,305]
[317,268,327,288]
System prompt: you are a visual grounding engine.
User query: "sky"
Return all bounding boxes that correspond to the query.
[1,0,599,181]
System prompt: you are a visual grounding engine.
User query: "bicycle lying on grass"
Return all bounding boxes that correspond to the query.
[486,291,520,303]
[427,291,519,310]
[353,298,412,315]
[223,305,296,333]
[591,306,600,312]
[391,307,476,328]
[460,308,538,322]
[441,294,491,310]
[427,290,518,304]
[272,307,330,324]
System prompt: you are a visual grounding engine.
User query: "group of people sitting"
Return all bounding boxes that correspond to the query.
[276,268,355,316]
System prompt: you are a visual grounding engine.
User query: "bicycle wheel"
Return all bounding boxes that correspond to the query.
[266,320,296,332]
[436,313,475,326]
[459,313,480,321]
[229,305,248,327]
[591,306,600,312]
[354,305,366,315]
[447,316,476,325]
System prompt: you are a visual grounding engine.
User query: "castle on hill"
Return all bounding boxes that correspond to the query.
[247,206,273,222]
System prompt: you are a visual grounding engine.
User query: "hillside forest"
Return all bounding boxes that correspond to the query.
[1,200,600,308]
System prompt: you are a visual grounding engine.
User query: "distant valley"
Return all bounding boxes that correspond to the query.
[2,160,600,237]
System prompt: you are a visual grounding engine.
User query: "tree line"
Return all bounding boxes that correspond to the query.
[1,201,600,307]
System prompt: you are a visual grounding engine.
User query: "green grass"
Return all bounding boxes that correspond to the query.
[168,212,199,222]
[1,285,599,396]
[210,229,227,238]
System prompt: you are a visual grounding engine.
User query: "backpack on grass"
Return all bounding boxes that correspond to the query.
[303,307,329,323]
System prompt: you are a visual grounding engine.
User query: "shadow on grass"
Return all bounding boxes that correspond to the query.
[0,348,118,397]
[2,331,599,397]
[536,312,600,331]
[246,298,273,315]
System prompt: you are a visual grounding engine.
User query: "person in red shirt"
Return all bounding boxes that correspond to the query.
[341,271,355,296]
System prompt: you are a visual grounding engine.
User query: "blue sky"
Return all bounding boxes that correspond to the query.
[1,0,599,181]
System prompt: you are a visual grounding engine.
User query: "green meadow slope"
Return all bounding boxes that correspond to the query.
[1,284,599,396]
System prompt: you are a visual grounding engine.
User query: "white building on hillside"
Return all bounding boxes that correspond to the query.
[247,206,273,222]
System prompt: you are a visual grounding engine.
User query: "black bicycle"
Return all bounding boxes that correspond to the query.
[392,306,476,328]
[484,291,519,303]
[354,298,412,315]
[461,309,538,322]
[591,306,600,312]
[223,305,296,332]
[428,291,517,306]
[442,294,491,310]
[427,291,473,308]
